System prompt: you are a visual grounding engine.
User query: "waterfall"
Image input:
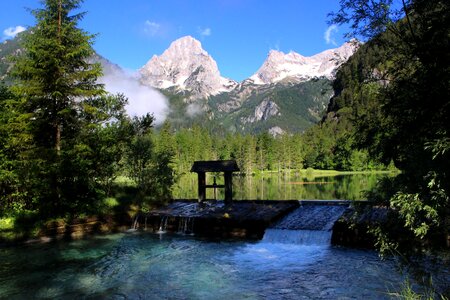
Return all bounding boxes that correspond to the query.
[156,216,168,234]
[128,214,139,232]
[177,217,195,235]
[263,204,347,245]
[263,229,332,245]
[154,216,195,235]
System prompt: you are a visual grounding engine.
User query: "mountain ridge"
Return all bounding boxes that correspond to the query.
[138,36,357,100]
[249,41,357,85]
[0,34,357,135]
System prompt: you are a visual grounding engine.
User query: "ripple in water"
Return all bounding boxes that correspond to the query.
[0,232,420,299]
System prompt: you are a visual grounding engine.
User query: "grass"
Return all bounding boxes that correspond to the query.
[251,168,398,178]
[388,278,449,300]
[0,182,143,243]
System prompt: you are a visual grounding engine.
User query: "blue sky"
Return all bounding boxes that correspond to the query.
[1,0,348,82]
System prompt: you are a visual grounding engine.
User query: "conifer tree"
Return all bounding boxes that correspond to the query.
[12,0,103,153]
[11,0,104,216]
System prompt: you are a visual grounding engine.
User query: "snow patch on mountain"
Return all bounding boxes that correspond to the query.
[250,42,358,85]
[139,36,236,101]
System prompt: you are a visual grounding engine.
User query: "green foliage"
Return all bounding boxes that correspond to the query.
[6,0,106,217]
[163,123,389,179]
[388,277,448,300]
[389,170,448,242]
[0,1,151,222]
[0,85,30,216]
[126,116,176,208]
[329,0,410,40]
[330,0,450,253]
[126,114,156,189]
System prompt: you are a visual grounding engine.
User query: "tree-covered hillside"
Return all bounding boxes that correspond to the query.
[326,0,450,254]
[0,35,23,84]
[207,78,333,134]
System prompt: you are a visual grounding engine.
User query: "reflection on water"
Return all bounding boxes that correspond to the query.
[0,232,409,299]
[173,172,390,200]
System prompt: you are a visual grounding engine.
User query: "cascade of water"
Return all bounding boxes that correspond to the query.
[178,217,194,235]
[131,215,139,230]
[156,216,168,234]
[263,204,347,245]
[272,205,347,231]
[263,229,332,245]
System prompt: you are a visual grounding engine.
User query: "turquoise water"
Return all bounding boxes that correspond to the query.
[0,232,408,299]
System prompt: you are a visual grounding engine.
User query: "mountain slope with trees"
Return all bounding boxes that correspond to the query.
[327,0,450,255]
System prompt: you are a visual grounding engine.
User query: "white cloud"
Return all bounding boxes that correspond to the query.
[143,20,161,36]
[99,69,169,124]
[198,27,211,37]
[324,24,338,46]
[3,25,26,39]
[186,103,202,117]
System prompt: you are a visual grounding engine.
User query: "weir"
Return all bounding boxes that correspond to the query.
[262,204,348,245]
[137,200,351,241]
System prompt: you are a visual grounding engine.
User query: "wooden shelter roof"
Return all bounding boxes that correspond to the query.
[190,160,240,173]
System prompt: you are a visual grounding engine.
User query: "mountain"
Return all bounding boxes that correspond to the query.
[249,42,357,85]
[207,78,334,134]
[147,37,357,134]
[0,35,24,84]
[139,36,236,102]
[0,34,357,135]
[0,32,123,85]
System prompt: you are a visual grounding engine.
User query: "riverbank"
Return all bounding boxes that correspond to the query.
[0,213,133,246]
[0,183,140,245]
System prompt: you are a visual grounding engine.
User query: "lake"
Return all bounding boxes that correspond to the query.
[173,171,391,201]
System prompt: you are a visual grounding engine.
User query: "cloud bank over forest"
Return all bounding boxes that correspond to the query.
[100,69,169,124]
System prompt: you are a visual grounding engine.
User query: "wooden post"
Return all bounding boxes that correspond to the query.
[198,172,206,202]
[224,171,233,204]
[213,177,217,200]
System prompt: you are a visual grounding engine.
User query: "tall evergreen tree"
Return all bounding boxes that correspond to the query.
[10,0,104,216]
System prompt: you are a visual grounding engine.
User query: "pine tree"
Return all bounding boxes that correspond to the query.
[10,0,104,216]
[12,0,103,153]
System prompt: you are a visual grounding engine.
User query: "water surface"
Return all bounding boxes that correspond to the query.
[173,172,390,200]
[0,232,408,299]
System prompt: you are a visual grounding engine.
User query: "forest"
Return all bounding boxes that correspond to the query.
[0,0,449,262]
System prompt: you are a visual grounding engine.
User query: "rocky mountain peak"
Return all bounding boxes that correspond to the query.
[139,35,236,101]
[267,50,307,64]
[162,35,204,58]
[250,42,358,85]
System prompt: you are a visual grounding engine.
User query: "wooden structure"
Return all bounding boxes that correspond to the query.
[190,160,240,203]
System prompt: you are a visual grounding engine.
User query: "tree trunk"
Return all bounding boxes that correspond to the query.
[55,123,61,154]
